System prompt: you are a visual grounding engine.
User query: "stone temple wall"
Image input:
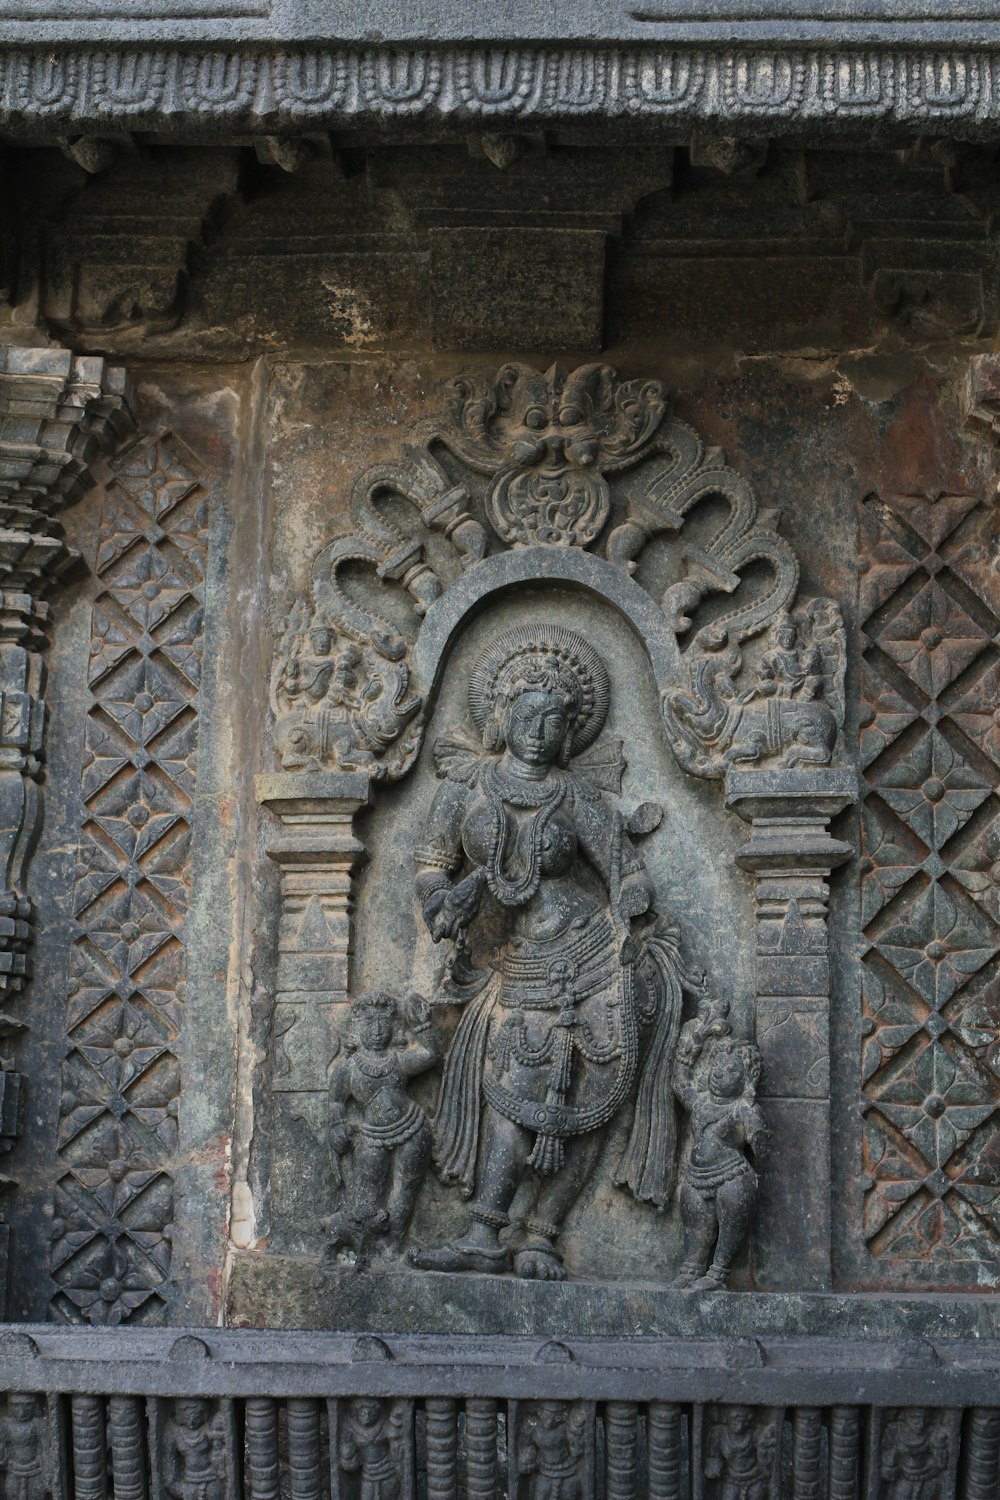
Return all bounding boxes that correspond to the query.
[0,0,998,1350]
[0,6,997,1485]
[0,129,997,1340]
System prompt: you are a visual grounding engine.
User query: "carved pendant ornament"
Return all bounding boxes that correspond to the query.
[263,362,853,1288]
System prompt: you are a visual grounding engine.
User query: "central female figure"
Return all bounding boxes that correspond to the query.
[409,624,686,1280]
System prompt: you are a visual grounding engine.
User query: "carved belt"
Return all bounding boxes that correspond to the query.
[356,1100,425,1147]
[498,912,616,1008]
[354,1457,395,1482]
[538,1461,579,1480]
[482,961,639,1150]
[685,1156,754,1193]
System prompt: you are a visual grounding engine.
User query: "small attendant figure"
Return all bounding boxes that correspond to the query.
[0,1395,48,1500]
[518,1401,585,1500]
[880,1409,949,1500]
[164,1399,226,1500]
[756,612,823,701]
[339,1399,403,1500]
[673,1002,770,1291]
[325,990,440,1262]
[705,1407,776,1500]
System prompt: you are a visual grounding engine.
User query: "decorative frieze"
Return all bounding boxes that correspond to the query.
[7,47,1000,136]
[0,1328,999,1500]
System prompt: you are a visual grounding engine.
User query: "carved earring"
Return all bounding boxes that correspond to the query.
[558,717,578,766]
[483,713,503,753]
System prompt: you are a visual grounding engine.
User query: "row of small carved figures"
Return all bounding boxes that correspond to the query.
[0,1393,987,1500]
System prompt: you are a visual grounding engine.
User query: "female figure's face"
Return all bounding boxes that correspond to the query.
[502,688,570,768]
[176,1400,208,1429]
[709,1048,745,1098]
[356,1008,394,1050]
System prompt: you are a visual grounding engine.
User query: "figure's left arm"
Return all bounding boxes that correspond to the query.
[210,1419,227,1478]
[575,791,654,920]
[740,1102,772,1165]
[399,993,442,1076]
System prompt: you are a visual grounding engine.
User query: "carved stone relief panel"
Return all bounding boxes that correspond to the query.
[48,429,208,1326]
[7,368,248,1325]
[857,368,1000,1287]
[13,347,997,1331]
[240,355,869,1328]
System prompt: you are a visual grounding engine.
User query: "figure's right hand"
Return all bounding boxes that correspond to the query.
[421,886,448,937]
[676,1018,707,1067]
[330,1124,351,1155]
[425,869,484,942]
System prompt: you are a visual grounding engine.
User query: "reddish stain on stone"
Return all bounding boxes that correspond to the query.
[877,376,966,497]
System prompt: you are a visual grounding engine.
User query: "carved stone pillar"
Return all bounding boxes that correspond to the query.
[0,348,133,1307]
[726,767,856,1291]
[255,772,369,1240]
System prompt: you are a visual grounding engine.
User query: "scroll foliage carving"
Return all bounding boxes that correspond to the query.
[270,362,843,783]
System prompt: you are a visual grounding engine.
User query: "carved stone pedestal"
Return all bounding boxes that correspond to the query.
[727,768,857,1290]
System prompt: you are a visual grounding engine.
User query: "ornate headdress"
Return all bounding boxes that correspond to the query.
[468,625,610,757]
[351,990,397,1017]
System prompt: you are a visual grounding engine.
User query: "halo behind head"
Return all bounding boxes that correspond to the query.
[468,624,610,757]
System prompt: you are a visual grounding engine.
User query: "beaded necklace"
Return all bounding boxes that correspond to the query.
[483,760,566,907]
[353,1048,397,1079]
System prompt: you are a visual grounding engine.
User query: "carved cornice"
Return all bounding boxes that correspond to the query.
[4,47,1000,137]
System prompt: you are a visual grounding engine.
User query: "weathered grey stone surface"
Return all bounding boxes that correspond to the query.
[0,26,998,1375]
[1,334,992,1336]
[228,1259,1000,1338]
[4,8,1000,1492]
[14,0,1000,43]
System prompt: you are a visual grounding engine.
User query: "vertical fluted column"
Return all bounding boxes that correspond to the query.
[829,1407,861,1500]
[0,348,133,1312]
[464,1400,498,1500]
[605,1403,638,1500]
[963,1409,1000,1500]
[426,1400,458,1500]
[108,1397,148,1500]
[648,1403,682,1500]
[71,1394,108,1500]
[286,1399,322,1500]
[254,772,370,1249]
[793,1409,823,1500]
[727,768,856,1290]
[245,1399,280,1500]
